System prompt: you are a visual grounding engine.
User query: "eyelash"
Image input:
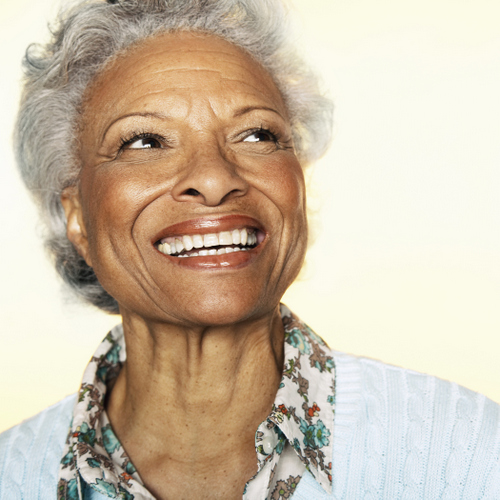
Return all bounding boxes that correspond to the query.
[118,125,282,152]
[245,125,280,143]
[118,131,165,150]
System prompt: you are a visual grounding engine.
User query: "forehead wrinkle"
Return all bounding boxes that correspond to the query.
[110,74,284,120]
[127,66,271,90]
[109,43,274,90]
[85,32,290,150]
[96,39,281,104]
[130,34,256,63]
[110,68,276,103]
[217,76,287,119]
[116,43,259,74]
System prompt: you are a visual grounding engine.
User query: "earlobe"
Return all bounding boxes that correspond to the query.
[60,186,93,267]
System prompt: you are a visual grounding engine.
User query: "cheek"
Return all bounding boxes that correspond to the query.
[255,156,308,267]
[264,157,307,224]
[79,168,154,255]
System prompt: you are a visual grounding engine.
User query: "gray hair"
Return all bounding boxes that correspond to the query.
[15,0,333,313]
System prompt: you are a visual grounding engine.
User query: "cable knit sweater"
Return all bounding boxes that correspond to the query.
[1,351,500,499]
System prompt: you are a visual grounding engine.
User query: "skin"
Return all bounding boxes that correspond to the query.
[61,32,308,499]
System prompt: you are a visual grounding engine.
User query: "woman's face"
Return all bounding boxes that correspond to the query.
[64,32,307,326]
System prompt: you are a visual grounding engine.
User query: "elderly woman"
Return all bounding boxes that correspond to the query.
[1,0,499,499]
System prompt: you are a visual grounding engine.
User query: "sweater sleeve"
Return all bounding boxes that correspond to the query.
[0,394,76,500]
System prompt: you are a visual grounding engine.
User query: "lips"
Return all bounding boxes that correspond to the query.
[153,214,266,266]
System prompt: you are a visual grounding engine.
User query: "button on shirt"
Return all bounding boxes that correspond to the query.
[58,305,336,499]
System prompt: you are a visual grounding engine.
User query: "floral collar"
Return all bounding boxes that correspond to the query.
[58,305,335,499]
[270,304,335,493]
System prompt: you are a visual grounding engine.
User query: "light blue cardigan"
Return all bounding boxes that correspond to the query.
[2,352,500,499]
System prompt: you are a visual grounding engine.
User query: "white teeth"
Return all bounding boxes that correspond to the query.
[248,232,257,245]
[158,242,171,255]
[204,233,219,247]
[193,234,204,248]
[240,228,248,245]
[159,227,260,257]
[232,229,241,245]
[183,235,194,251]
[219,231,232,245]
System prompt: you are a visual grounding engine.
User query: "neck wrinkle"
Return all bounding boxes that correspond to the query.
[106,305,285,456]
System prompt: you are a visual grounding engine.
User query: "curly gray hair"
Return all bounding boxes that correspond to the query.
[15,0,333,314]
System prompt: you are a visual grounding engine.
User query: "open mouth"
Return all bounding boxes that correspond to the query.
[156,227,263,258]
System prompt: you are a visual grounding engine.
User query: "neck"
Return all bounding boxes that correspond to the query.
[106,305,285,497]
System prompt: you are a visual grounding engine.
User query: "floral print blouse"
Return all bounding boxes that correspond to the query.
[58,305,336,499]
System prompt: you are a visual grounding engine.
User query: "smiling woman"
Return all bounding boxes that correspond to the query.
[61,32,307,330]
[1,0,500,499]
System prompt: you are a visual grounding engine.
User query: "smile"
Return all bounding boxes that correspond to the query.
[157,228,259,258]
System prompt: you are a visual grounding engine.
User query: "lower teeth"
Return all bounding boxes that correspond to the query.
[174,245,253,258]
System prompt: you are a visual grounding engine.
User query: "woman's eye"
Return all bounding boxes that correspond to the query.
[243,130,275,143]
[126,137,162,149]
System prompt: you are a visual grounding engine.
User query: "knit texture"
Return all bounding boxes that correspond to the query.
[318,352,500,499]
[0,394,76,500]
[1,353,500,499]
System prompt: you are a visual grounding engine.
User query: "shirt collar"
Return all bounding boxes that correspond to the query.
[269,304,335,494]
[58,329,153,499]
[59,305,335,497]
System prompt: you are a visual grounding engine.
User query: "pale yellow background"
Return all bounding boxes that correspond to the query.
[1,0,499,433]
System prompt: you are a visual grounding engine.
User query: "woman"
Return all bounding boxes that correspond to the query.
[0,0,499,499]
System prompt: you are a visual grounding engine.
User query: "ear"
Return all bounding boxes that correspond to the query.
[60,186,93,267]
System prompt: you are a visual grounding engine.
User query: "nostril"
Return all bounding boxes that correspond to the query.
[221,189,243,203]
[184,188,201,196]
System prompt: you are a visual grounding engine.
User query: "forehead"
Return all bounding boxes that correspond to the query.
[83,31,287,122]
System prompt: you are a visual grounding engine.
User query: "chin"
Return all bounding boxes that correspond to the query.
[169,291,279,328]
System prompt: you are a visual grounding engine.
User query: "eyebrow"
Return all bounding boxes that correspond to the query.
[232,105,284,119]
[102,112,170,141]
[101,106,283,141]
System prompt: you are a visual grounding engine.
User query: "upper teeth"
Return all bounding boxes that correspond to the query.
[158,228,258,256]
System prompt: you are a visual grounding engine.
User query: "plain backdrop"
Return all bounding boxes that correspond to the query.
[1,0,499,432]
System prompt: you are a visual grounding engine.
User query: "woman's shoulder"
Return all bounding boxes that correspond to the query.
[0,394,76,499]
[330,350,500,498]
[332,348,500,412]
[332,349,500,448]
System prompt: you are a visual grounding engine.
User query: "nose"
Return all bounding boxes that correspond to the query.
[171,148,248,206]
